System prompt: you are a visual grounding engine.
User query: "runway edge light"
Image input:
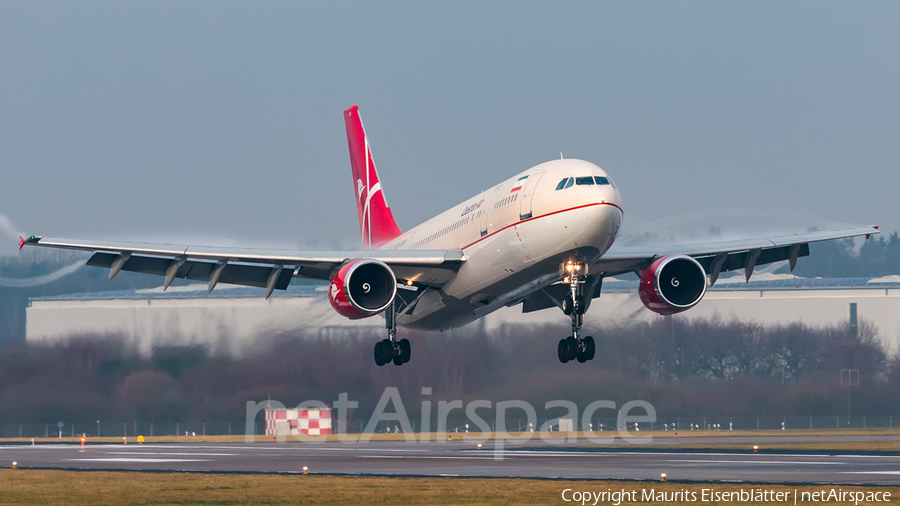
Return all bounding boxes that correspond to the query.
[660,473,666,482]
[12,461,17,469]
[302,466,309,475]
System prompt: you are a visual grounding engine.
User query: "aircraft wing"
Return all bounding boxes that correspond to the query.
[19,236,465,296]
[592,225,880,284]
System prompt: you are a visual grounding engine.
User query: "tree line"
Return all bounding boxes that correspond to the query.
[0,317,896,426]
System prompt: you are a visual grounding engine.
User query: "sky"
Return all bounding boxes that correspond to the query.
[1,1,898,257]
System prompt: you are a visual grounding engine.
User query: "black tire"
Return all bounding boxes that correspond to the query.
[557,339,569,363]
[565,336,577,361]
[380,339,393,364]
[374,342,386,366]
[393,354,404,366]
[575,295,586,315]
[584,335,596,361]
[576,351,587,363]
[562,296,574,316]
[399,339,411,364]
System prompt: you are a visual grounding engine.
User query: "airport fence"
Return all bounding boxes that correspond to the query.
[2,415,898,439]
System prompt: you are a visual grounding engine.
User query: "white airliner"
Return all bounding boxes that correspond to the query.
[20,105,879,366]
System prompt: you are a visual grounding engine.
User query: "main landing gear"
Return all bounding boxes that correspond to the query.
[557,261,596,364]
[374,300,411,366]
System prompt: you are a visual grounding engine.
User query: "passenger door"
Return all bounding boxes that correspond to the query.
[479,188,501,237]
[518,172,544,220]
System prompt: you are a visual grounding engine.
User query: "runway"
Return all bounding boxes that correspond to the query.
[3,437,900,485]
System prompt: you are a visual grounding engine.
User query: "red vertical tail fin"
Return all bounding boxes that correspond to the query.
[344,105,403,249]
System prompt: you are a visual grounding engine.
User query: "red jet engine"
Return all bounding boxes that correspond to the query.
[328,259,397,319]
[638,254,708,315]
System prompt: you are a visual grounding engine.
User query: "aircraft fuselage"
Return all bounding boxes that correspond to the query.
[381,158,623,330]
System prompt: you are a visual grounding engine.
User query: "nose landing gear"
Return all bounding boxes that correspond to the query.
[557,261,596,364]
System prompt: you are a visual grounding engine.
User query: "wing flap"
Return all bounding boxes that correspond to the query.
[27,236,464,291]
[88,252,295,290]
[693,243,810,274]
[594,226,875,278]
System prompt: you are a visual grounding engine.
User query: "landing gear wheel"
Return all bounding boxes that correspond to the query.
[392,354,404,366]
[584,335,595,361]
[398,338,411,364]
[557,339,569,363]
[374,341,386,366]
[576,350,587,363]
[562,296,574,316]
[380,338,393,365]
[565,336,578,361]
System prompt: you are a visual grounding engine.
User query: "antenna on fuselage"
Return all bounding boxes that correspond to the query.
[560,151,564,159]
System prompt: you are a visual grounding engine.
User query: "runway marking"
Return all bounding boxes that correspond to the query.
[360,456,505,460]
[461,451,597,457]
[264,447,433,453]
[67,458,211,463]
[503,450,893,459]
[96,452,237,456]
[843,471,900,475]
[97,445,432,453]
[665,459,844,465]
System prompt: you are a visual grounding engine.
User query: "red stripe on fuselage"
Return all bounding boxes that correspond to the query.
[461,201,623,251]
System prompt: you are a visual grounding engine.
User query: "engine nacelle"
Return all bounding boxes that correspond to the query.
[328,259,397,319]
[638,254,708,315]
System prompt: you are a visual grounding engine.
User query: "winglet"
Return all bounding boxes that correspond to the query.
[866,225,880,240]
[19,235,41,250]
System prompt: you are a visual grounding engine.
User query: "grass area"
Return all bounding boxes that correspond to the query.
[0,470,896,506]
[4,428,899,445]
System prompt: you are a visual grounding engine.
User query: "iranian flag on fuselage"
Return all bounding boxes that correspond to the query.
[510,176,528,192]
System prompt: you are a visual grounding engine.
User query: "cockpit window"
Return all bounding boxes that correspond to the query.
[556,177,575,190]
[594,176,610,185]
[576,177,594,185]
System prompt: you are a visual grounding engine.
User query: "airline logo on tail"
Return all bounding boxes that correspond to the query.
[344,106,402,249]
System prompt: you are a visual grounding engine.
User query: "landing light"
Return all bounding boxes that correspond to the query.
[406,280,413,286]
